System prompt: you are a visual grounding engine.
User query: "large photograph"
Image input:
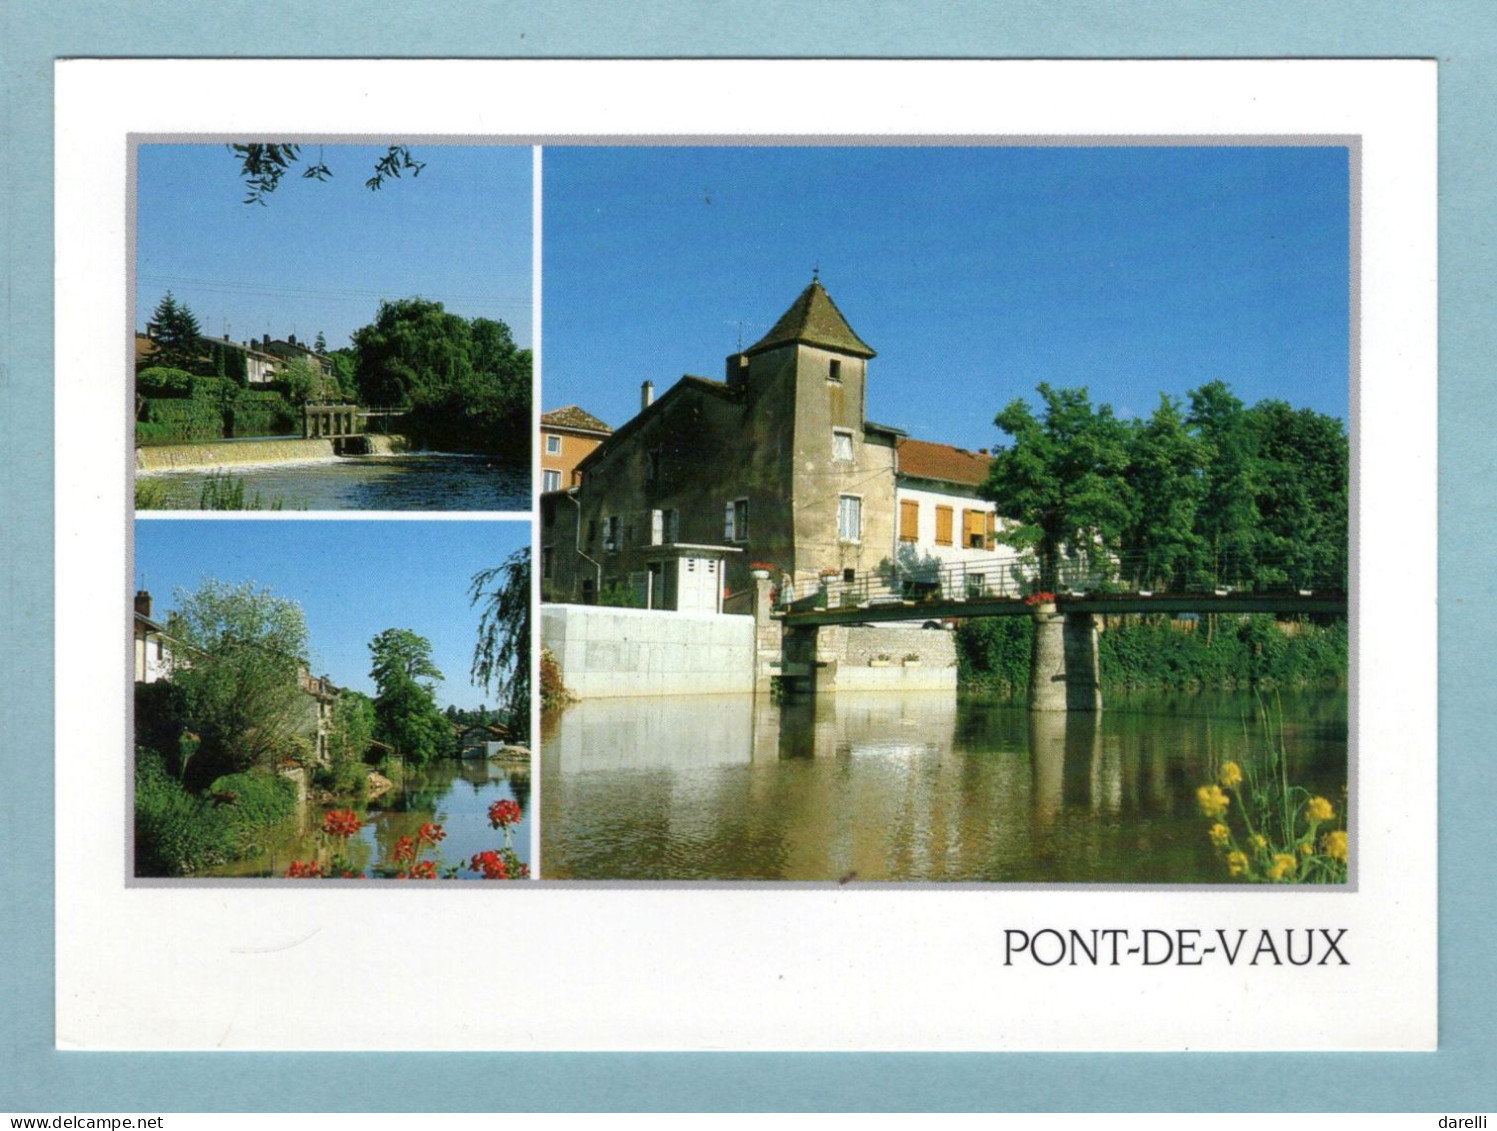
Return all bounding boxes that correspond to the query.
[539,144,1350,884]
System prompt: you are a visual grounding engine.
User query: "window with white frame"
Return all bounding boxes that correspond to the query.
[832,428,854,462]
[545,433,562,455]
[838,494,862,542]
[724,498,749,542]
[603,515,621,552]
[542,469,561,492]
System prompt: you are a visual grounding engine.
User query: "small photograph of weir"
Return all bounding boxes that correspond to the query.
[131,519,533,881]
[132,143,533,513]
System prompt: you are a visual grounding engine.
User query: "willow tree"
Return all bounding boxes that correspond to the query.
[469,546,530,742]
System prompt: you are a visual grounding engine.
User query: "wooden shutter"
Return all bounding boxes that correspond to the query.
[900,498,919,542]
[935,505,953,546]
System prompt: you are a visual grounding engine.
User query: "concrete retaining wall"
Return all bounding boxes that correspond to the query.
[543,604,756,698]
[813,624,958,692]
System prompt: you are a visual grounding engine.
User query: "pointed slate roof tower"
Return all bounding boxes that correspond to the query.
[744,276,876,359]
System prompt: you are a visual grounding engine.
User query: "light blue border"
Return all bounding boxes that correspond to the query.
[3,2,1489,1112]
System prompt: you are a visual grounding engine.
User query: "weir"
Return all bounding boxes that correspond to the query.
[135,434,410,471]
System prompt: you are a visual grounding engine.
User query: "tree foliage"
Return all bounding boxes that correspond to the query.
[469,547,530,742]
[981,384,1133,590]
[164,579,310,787]
[149,291,203,372]
[369,628,450,765]
[982,380,1348,595]
[230,143,424,205]
[350,298,530,454]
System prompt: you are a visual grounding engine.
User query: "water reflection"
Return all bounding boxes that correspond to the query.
[138,453,529,512]
[541,690,1347,883]
[213,758,531,878]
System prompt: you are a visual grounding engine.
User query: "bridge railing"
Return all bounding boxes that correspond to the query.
[780,548,1346,613]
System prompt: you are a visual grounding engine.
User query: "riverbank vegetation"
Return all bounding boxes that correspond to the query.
[957,614,1347,698]
[1197,705,1349,883]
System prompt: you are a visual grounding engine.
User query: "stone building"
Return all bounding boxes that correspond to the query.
[542,277,912,609]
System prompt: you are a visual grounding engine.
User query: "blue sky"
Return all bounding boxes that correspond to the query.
[542,146,1350,451]
[136,144,532,353]
[134,519,529,706]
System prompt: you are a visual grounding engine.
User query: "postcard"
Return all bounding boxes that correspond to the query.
[55,58,1435,1050]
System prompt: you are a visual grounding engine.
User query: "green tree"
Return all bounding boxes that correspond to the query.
[230,144,424,205]
[149,291,203,372]
[469,547,531,742]
[278,355,322,405]
[314,331,328,354]
[1187,380,1261,587]
[164,579,310,787]
[1120,394,1206,590]
[369,628,450,765]
[980,384,1133,591]
[350,298,530,453]
[1247,399,1349,590]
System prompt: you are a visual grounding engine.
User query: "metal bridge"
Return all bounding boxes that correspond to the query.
[779,549,1347,628]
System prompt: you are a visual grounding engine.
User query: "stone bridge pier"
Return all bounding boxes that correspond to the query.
[1028,603,1102,712]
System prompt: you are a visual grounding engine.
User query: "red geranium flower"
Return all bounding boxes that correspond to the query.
[285,860,325,879]
[470,850,509,880]
[418,822,446,846]
[409,860,438,880]
[322,809,362,838]
[487,799,522,830]
[1023,591,1057,607]
[391,835,417,865]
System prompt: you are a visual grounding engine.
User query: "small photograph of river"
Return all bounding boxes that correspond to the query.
[212,758,531,879]
[540,689,1348,883]
[137,453,530,512]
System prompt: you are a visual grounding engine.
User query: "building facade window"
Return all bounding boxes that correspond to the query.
[899,498,919,542]
[832,429,854,462]
[963,508,991,549]
[545,433,562,455]
[650,507,679,545]
[838,494,862,542]
[935,504,954,547]
[828,358,842,382]
[725,498,749,542]
[542,469,561,492]
[603,515,621,552]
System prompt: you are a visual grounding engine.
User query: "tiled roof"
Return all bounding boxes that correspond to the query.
[745,279,876,359]
[897,438,993,487]
[574,377,739,474]
[542,405,612,434]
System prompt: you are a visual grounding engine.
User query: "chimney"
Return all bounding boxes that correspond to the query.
[725,352,749,388]
[641,380,655,410]
[263,333,271,347]
[134,590,152,618]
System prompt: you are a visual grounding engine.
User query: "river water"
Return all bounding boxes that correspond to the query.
[212,758,531,879]
[539,689,1347,883]
[137,453,529,512]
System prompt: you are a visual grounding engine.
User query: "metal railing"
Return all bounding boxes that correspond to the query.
[779,548,1347,613]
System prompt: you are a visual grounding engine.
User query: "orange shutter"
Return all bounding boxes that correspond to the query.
[899,498,919,542]
[935,505,953,546]
[964,508,986,548]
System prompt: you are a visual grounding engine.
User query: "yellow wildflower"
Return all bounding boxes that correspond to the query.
[1226,850,1250,877]
[1299,842,1313,855]
[1305,796,1335,823]
[1197,785,1230,819]
[1323,829,1349,863]
[1218,761,1243,789]
[1250,834,1268,853]
[1208,823,1231,848]
[1268,853,1298,881]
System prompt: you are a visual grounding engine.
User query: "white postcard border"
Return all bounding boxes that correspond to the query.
[55,59,1436,1050]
